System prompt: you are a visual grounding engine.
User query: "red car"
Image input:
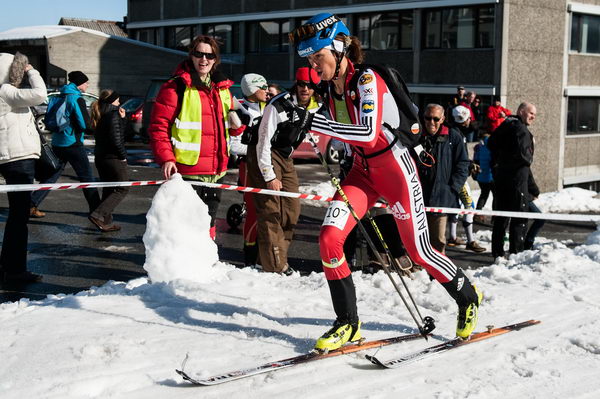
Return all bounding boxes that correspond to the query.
[292,133,338,163]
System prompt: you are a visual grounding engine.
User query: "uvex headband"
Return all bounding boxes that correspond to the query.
[289,15,341,45]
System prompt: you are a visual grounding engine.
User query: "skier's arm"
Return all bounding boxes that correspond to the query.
[309,70,383,148]
[256,103,279,182]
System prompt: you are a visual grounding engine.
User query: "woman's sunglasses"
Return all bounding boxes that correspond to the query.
[191,51,217,60]
[424,116,442,122]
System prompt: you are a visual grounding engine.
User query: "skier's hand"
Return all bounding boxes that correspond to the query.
[266,178,282,191]
[162,161,178,180]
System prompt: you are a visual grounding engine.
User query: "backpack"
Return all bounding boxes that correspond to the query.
[349,64,422,151]
[45,95,69,132]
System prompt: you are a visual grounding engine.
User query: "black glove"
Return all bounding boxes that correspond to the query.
[293,106,314,132]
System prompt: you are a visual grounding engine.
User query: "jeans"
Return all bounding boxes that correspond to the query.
[525,201,545,249]
[31,145,100,213]
[90,158,129,224]
[0,159,36,273]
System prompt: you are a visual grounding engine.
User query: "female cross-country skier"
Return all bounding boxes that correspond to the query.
[289,13,483,351]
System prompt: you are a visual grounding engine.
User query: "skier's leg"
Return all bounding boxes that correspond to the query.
[376,147,481,338]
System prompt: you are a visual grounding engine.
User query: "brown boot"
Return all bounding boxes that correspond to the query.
[88,215,121,232]
[30,207,46,218]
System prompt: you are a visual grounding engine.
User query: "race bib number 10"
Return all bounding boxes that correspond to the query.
[322,200,351,230]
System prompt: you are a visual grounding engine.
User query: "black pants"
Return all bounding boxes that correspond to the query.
[185,176,223,228]
[31,145,100,213]
[90,158,129,224]
[491,173,528,257]
[0,159,35,274]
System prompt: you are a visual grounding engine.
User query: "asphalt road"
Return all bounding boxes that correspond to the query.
[0,142,596,303]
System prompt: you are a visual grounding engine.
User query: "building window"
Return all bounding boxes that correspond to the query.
[247,20,289,53]
[204,23,239,53]
[567,97,600,135]
[356,12,413,50]
[571,13,600,54]
[424,6,495,49]
[136,28,158,45]
[165,25,197,51]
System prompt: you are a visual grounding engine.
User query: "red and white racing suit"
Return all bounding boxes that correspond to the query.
[309,61,477,323]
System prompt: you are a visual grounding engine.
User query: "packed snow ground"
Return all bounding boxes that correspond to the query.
[1,176,599,398]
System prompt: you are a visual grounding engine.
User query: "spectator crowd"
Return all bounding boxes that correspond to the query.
[0,34,543,285]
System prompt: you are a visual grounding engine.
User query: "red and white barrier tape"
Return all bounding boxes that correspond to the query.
[0,179,598,223]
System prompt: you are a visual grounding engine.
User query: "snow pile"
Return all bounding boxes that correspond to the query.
[298,181,335,207]
[142,174,220,284]
[536,187,600,213]
[1,181,600,398]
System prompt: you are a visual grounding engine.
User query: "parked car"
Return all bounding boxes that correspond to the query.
[120,97,144,141]
[32,91,99,139]
[292,133,338,164]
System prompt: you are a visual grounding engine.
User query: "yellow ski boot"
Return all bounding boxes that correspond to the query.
[314,320,362,352]
[456,285,483,339]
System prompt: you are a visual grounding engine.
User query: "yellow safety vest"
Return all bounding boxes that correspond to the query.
[170,85,232,165]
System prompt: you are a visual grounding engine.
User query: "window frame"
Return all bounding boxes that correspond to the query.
[165,25,197,51]
[570,13,600,54]
[204,22,239,54]
[353,11,414,51]
[567,96,600,135]
[246,19,290,53]
[423,5,495,50]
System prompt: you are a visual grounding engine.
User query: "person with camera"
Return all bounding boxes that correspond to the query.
[0,52,47,282]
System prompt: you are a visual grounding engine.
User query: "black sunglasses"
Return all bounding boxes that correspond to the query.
[296,81,311,88]
[191,51,217,60]
[424,116,442,122]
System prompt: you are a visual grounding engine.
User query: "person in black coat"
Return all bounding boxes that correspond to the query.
[417,104,470,254]
[88,90,129,232]
[487,102,537,257]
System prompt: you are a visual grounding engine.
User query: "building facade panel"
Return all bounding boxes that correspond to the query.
[244,0,292,13]
[128,0,161,22]
[419,50,495,85]
[568,54,600,86]
[202,0,243,16]
[164,0,198,19]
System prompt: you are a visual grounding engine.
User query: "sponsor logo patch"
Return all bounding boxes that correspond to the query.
[349,91,356,101]
[298,46,314,57]
[363,88,374,94]
[359,74,373,85]
[391,201,411,221]
[411,123,420,134]
[457,277,464,291]
[314,16,340,32]
[362,100,375,113]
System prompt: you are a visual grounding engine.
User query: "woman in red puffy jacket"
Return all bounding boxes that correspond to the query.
[149,35,235,239]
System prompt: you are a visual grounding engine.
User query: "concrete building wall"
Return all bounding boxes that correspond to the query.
[568,54,600,86]
[502,0,567,192]
[47,31,186,97]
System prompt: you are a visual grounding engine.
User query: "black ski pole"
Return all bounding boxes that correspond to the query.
[303,130,435,338]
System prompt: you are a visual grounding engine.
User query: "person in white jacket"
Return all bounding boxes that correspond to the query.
[0,52,47,282]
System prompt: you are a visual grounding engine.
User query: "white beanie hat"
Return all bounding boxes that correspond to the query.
[241,73,267,97]
[452,105,471,123]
